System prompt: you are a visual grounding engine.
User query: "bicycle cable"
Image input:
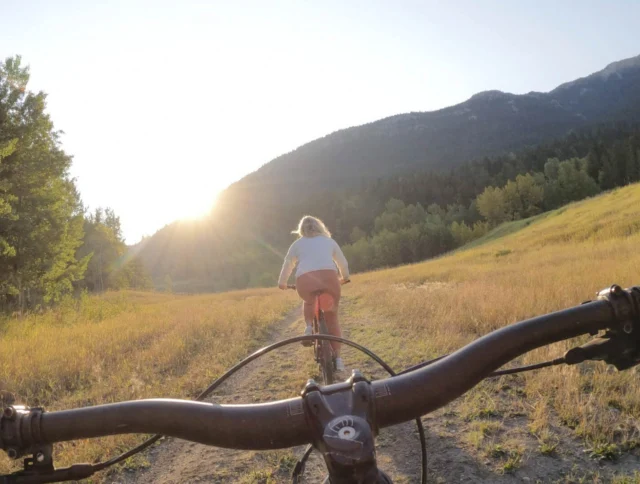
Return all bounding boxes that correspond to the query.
[397,354,567,378]
[488,357,566,376]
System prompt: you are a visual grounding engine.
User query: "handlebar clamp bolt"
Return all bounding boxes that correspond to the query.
[6,448,18,459]
[3,407,16,420]
[624,322,634,334]
[349,369,368,384]
[302,379,320,397]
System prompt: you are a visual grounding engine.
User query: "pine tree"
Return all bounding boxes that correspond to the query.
[598,153,618,190]
[164,274,173,293]
[0,139,17,259]
[585,149,602,181]
[625,142,639,184]
[0,56,88,309]
[77,209,125,292]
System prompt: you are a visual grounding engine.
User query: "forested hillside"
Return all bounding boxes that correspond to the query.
[139,123,640,291]
[0,56,151,311]
[341,125,640,271]
[234,54,640,191]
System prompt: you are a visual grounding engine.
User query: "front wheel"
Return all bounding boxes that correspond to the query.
[317,312,334,385]
[320,342,334,385]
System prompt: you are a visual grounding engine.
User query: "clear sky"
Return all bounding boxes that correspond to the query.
[2,0,639,243]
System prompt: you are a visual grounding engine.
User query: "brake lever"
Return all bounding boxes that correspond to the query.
[1,406,96,484]
[565,285,640,371]
[564,336,639,370]
[1,464,94,484]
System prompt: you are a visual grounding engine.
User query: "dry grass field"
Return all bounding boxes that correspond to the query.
[0,288,298,476]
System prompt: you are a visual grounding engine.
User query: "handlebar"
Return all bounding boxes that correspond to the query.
[2,284,639,478]
[36,399,310,450]
[24,298,617,442]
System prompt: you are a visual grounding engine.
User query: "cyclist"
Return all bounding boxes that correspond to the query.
[278,215,350,371]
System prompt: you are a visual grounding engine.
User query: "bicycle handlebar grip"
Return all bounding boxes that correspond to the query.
[37,399,311,450]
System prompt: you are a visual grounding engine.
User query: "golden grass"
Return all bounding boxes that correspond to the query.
[347,183,640,453]
[0,288,297,475]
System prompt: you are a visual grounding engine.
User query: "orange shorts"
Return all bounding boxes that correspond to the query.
[295,270,341,312]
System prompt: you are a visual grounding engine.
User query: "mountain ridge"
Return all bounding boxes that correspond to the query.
[553,53,640,91]
[230,53,640,194]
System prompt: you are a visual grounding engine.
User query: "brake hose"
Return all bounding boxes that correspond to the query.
[398,353,566,377]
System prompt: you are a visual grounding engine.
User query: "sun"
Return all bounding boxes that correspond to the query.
[174,189,219,221]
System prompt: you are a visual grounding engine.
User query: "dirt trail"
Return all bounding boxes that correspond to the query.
[122,304,430,483]
[121,301,640,483]
[123,309,328,483]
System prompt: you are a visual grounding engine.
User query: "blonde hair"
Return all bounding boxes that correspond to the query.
[292,215,331,238]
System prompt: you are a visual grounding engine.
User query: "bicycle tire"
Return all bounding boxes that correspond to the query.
[317,311,334,385]
[313,317,320,360]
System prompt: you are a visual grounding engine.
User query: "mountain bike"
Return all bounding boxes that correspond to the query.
[288,279,350,385]
[2,283,640,483]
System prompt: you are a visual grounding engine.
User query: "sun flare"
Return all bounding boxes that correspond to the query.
[173,188,218,221]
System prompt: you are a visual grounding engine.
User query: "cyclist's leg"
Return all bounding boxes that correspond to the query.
[298,270,342,349]
[295,275,317,331]
[302,300,314,325]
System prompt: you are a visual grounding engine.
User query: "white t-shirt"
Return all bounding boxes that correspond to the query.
[278,235,350,285]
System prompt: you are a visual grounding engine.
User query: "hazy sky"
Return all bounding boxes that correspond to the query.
[2,0,639,243]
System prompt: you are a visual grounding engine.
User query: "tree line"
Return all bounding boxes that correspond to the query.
[305,125,639,244]
[0,56,151,311]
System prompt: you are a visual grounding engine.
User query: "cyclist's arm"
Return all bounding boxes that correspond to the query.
[278,242,298,287]
[332,239,350,281]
